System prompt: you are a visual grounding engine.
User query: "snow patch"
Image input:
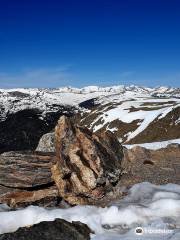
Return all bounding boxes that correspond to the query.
[0,182,180,239]
[125,138,180,150]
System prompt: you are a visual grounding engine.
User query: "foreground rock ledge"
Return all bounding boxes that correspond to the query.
[0,151,59,207]
[0,219,91,240]
[51,116,125,205]
[0,151,56,188]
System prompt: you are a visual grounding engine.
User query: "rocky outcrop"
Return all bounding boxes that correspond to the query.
[51,116,124,205]
[0,151,56,188]
[0,219,91,240]
[120,144,180,187]
[0,116,126,207]
[1,115,179,208]
[36,132,55,152]
[0,151,59,207]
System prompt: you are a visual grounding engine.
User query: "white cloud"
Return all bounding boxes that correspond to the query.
[0,66,73,88]
[119,71,135,77]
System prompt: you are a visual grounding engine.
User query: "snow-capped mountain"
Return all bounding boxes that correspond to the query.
[0,85,179,121]
[0,85,179,153]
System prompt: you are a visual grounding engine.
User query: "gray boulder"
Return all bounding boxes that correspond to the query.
[36,132,55,152]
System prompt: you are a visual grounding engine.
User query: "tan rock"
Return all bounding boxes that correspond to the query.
[0,187,58,208]
[52,116,124,205]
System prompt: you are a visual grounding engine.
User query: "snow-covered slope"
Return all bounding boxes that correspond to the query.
[79,86,180,144]
[125,138,180,150]
[0,88,96,121]
[0,85,179,121]
[0,85,180,146]
[81,94,180,143]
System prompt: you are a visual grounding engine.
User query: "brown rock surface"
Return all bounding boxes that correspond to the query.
[0,151,56,188]
[0,187,58,208]
[0,151,59,207]
[120,144,180,187]
[51,116,124,205]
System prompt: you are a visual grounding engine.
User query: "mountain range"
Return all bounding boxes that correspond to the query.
[0,85,179,153]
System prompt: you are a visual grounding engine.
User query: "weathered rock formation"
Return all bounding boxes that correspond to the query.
[0,116,126,207]
[51,116,124,205]
[0,151,56,188]
[0,219,91,240]
[1,115,179,208]
[0,151,59,207]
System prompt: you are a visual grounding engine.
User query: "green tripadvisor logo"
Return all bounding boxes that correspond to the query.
[135,227,144,235]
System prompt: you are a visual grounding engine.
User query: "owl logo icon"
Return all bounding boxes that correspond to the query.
[135,227,144,235]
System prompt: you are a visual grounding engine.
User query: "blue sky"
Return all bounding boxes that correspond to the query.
[0,0,180,88]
